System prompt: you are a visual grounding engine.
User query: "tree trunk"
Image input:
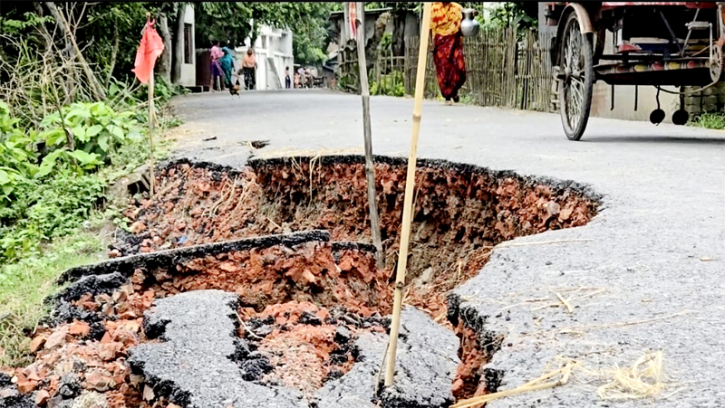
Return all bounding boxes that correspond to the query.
[171,4,187,84]
[44,1,105,100]
[392,9,406,57]
[250,20,258,49]
[106,23,119,87]
[157,13,172,84]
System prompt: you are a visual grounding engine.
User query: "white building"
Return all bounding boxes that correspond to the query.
[236,25,294,90]
[179,4,196,87]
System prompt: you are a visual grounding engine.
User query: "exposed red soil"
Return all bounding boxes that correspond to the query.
[134,242,390,316]
[5,287,157,408]
[239,301,385,398]
[452,323,489,402]
[115,159,595,319]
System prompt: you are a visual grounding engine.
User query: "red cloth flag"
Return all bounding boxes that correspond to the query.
[132,20,165,84]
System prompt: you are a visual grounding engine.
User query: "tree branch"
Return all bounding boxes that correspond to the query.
[105,22,119,87]
[45,1,106,101]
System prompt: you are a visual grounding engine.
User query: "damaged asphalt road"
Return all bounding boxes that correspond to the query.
[130,291,459,408]
[169,90,725,407]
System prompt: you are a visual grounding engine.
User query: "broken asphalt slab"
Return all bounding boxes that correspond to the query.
[58,230,333,284]
[129,290,307,408]
[315,307,460,408]
[130,291,459,408]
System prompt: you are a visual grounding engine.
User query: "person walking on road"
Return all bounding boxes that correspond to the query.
[209,40,224,92]
[219,46,236,89]
[285,67,291,89]
[240,48,257,90]
[430,2,467,105]
[297,66,306,88]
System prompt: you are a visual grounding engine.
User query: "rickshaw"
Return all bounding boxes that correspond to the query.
[545,2,725,140]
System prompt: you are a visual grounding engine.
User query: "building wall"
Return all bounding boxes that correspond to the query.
[180,4,196,87]
[236,25,294,90]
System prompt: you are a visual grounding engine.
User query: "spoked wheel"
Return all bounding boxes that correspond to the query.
[710,43,723,82]
[558,12,594,141]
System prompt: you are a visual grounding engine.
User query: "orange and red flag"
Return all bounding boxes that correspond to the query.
[132,20,165,85]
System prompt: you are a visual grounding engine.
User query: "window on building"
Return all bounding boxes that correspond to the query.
[262,36,267,50]
[184,23,192,64]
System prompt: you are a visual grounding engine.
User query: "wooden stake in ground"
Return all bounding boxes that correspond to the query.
[145,12,157,198]
[384,2,433,388]
[354,2,384,268]
[148,72,155,198]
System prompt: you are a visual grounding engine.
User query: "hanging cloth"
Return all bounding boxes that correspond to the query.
[132,19,165,84]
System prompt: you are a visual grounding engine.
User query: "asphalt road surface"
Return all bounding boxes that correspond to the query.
[170,89,725,407]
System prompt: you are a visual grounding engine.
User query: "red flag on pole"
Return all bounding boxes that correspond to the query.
[132,20,165,84]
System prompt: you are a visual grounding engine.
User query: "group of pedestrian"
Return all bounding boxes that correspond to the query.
[291,66,318,89]
[208,41,257,92]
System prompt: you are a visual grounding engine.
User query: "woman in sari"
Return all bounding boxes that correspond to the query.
[431,2,467,105]
[219,46,236,89]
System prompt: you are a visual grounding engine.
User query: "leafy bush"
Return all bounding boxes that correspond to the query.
[0,99,156,262]
[0,101,37,205]
[39,102,143,158]
[371,71,405,97]
[379,33,393,51]
[131,76,188,106]
[0,171,105,260]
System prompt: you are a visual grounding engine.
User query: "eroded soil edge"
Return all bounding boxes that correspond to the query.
[1,156,599,408]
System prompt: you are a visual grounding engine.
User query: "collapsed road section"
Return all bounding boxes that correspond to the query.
[0,156,599,408]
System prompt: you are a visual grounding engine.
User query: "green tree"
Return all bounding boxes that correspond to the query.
[481,2,538,33]
[194,2,335,66]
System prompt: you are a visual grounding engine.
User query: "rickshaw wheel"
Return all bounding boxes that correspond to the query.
[558,12,594,141]
[710,44,723,82]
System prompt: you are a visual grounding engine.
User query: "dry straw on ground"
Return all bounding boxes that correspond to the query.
[584,351,683,400]
[453,350,681,407]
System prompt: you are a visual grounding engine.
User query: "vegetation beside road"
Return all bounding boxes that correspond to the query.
[0,4,187,366]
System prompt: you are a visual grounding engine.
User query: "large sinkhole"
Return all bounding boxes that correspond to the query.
[11,156,599,408]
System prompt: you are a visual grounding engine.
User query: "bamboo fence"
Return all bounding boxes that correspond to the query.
[340,28,557,113]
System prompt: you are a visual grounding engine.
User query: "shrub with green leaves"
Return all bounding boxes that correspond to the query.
[691,112,724,129]
[131,76,188,106]
[371,71,405,97]
[38,101,144,169]
[0,99,154,262]
[0,101,37,205]
[0,171,105,260]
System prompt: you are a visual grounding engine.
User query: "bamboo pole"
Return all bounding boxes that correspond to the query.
[147,12,156,198]
[148,73,155,198]
[384,1,432,388]
[354,2,384,268]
